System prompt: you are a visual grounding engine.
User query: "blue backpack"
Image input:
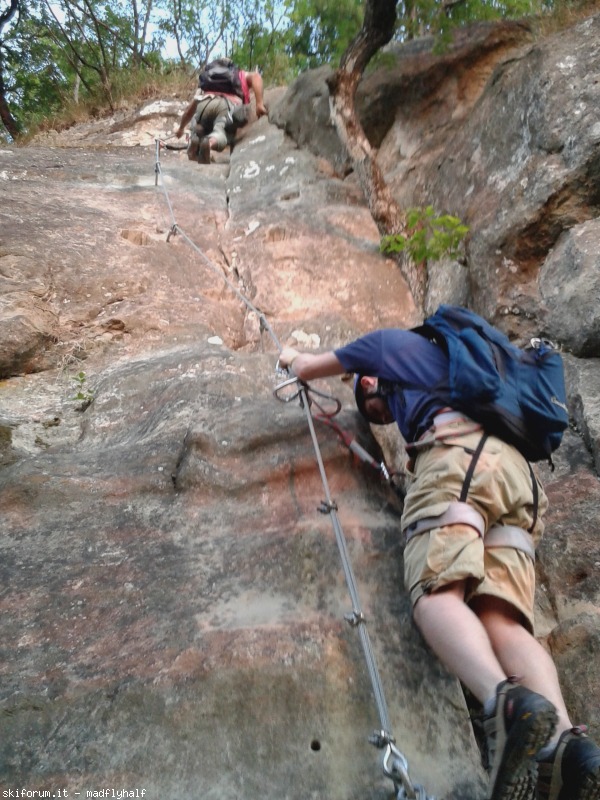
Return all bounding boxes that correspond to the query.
[409,305,569,464]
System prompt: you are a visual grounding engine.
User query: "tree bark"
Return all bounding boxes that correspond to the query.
[0,0,21,140]
[327,0,426,310]
[0,73,19,139]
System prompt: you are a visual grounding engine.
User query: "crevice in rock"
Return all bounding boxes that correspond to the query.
[508,182,600,274]
[171,427,192,492]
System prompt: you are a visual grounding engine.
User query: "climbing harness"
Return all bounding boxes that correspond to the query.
[404,429,539,561]
[153,141,435,800]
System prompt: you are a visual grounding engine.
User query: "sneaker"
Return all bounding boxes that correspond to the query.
[199,137,211,164]
[484,677,558,800]
[537,726,600,800]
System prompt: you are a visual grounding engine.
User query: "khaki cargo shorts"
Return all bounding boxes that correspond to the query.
[402,419,548,631]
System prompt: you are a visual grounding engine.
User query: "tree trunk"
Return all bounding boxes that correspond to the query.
[73,72,80,104]
[0,63,20,140]
[327,0,426,310]
[0,0,20,140]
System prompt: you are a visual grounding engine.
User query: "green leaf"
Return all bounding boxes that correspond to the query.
[380,205,469,264]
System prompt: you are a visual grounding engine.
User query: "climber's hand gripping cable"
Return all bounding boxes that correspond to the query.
[274,360,390,481]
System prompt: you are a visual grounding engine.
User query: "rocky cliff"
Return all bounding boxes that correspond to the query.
[1,14,599,800]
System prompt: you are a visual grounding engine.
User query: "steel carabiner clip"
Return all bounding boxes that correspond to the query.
[273,362,342,418]
[306,385,342,418]
[383,741,435,800]
[273,363,305,405]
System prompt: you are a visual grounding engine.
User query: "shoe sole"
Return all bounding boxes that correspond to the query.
[491,703,558,800]
[559,768,600,800]
[541,734,600,800]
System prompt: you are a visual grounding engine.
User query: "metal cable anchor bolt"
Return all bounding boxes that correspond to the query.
[317,500,338,514]
[344,610,366,627]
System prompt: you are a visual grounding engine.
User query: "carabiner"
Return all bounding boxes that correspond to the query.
[273,372,304,404]
[383,741,433,800]
[306,387,342,418]
[273,363,342,418]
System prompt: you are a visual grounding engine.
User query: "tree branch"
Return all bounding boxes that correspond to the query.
[327,0,426,309]
[0,0,18,32]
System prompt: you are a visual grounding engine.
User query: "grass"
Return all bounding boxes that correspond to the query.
[20,65,196,144]
[535,0,600,33]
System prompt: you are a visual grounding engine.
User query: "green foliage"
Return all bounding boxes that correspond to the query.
[228,0,296,80]
[156,0,237,68]
[285,0,364,70]
[69,371,94,407]
[228,0,363,84]
[394,0,552,41]
[0,0,166,139]
[381,206,469,263]
[0,2,64,132]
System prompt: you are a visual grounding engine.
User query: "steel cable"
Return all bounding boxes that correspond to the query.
[154,141,434,800]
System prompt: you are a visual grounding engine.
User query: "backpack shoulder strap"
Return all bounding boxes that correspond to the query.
[411,322,448,351]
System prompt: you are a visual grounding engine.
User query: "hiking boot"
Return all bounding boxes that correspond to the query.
[199,137,212,164]
[536,726,600,800]
[484,677,558,800]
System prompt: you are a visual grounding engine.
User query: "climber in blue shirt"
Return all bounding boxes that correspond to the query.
[279,329,600,800]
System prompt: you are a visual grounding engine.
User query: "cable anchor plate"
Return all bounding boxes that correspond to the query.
[317,500,338,514]
[344,610,365,627]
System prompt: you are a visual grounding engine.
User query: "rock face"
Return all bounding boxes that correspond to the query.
[540,219,600,356]
[1,13,600,800]
[272,16,600,338]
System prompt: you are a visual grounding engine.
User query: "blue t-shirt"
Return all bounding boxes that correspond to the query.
[334,329,450,442]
